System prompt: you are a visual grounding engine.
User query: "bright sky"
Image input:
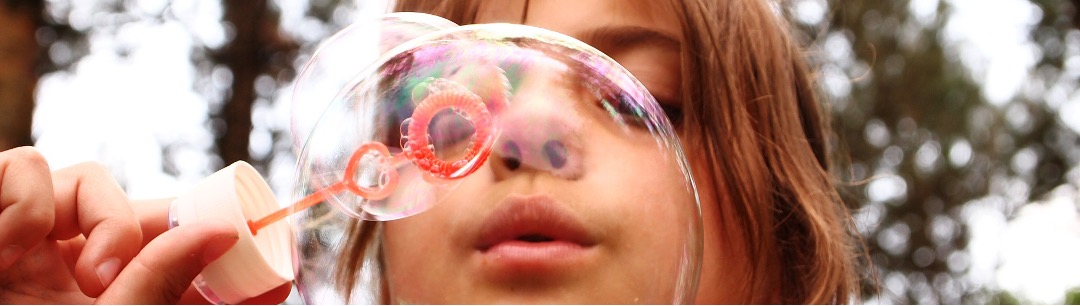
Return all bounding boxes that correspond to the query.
[34,10,213,198]
[943,0,1080,304]
[28,0,1080,304]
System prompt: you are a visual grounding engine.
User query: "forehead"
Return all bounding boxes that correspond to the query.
[474,0,682,45]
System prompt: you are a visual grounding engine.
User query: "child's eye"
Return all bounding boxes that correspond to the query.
[600,91,682,129]
[657,101,684,127]
[597,90,683,130]
[598,92,648,128]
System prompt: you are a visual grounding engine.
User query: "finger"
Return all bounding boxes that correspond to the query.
[129,198,174,247]
[51,162,143,297]
[0,146,55,271]
[57,234,87,277]
[96,219,239,304]
[131,199,292,305]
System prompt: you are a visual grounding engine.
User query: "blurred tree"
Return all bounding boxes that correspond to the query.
[787,0,1080,303]
[0,1,38,150]
[1068,287,1080,304]
[0,0,330,175]
[204,0,297,174]
[988,286,1080,304]
[190,0,358,176]
[0,0,349,177]
[992,290,1024,305]
[0,0,300,179]
[0,0,85,150]
[1066,287,1080,305]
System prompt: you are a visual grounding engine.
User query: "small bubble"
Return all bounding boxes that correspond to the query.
[401,118,413,136]
[411,81,431,103]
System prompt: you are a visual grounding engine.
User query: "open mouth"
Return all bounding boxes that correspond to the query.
[476,233,580,254]
[474,195,596,252]
[472,194,599,276]
[517,234,555,243]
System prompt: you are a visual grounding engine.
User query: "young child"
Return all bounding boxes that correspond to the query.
[325,0,862,304]
[0,0,860,304]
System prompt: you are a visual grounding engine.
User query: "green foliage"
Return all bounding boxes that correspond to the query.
[787,0,1080,303]
[1067,287,1080,305]
[993,290,1024,305]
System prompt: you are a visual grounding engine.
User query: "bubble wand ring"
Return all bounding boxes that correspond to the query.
[248,85,495,234]
[404,89,494,179]
[341,141,399,201]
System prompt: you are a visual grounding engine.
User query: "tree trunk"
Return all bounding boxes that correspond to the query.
[0,1,41,150]
[215,0,295,171]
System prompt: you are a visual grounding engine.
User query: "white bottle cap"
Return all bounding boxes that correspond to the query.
[169,161,294,304]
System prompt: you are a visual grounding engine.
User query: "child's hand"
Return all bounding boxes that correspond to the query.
[0,146,290,304]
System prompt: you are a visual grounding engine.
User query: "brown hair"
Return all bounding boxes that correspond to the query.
[335,0,862,303]
[669,0,860,303]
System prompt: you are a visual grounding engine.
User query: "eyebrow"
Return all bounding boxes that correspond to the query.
[579,25,681,55]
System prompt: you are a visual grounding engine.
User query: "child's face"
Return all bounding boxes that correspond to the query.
[380,0,730,303]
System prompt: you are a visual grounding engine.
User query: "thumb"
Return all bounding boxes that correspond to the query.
[96,219,239,304]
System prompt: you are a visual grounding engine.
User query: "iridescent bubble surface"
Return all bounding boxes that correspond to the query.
[290,13,702,304]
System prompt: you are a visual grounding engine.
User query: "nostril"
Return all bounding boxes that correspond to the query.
[543,140,568,169]
[503,157,522,171]
[500,141,522,170]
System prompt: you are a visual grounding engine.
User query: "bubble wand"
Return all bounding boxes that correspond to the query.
[246,86,496,235]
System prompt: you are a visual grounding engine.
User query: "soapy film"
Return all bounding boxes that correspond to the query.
[289,13,702,304]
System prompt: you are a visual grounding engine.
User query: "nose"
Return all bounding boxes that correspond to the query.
[489,69,585,181]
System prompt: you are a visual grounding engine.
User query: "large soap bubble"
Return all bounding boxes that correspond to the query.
[290,13,702,304]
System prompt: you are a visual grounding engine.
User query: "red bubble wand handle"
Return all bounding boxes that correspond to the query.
[247,87,494,235]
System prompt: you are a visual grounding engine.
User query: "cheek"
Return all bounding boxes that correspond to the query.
[584,136,700,298]
[380,194,469,302]
[378,170,505,303]
[381,215,438,285]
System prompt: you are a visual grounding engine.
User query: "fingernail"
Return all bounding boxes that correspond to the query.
[96,257,122,288]
[1,245,24,269]
[201,234,239,265]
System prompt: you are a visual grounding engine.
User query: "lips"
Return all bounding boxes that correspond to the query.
[473,194,598,277]
[476,195,596,250]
